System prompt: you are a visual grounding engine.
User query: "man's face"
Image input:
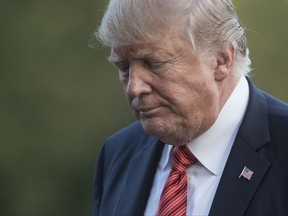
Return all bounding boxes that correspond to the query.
[109,33,222,146]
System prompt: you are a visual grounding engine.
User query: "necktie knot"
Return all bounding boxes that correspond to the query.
[172,145,197,172]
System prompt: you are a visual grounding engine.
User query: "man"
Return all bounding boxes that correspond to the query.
[93,0,288,215]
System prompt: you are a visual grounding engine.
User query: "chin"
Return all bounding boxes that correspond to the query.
[140,117,180,144]
[140,117,199,145]
[140,117,168,137]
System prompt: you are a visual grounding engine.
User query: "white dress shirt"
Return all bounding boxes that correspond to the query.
[144,76,249,216]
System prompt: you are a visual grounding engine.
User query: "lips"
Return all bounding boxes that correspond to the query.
[138,107,157,112]
[131,98,161,116]
[137,107,161,116]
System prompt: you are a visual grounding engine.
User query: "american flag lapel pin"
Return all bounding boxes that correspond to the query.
[239,166,254,180]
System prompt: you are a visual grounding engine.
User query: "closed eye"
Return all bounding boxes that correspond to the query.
[143,60,164,71]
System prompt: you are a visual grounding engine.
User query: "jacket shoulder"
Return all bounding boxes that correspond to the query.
[263,92,288,166]
[264,92,288,116]
[99,121,155,168]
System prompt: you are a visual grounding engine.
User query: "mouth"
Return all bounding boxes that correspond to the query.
[137,107,161,117]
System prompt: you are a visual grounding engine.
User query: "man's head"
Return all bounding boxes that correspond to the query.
[96,0,251,76]
[95,0,251,145]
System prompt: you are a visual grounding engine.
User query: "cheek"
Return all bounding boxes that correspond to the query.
[175,81,218,118]
[186,89,219,129]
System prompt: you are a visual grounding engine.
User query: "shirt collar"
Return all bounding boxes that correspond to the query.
[159,76,249,175]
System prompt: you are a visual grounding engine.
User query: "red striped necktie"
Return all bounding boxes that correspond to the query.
[157,145,197,216]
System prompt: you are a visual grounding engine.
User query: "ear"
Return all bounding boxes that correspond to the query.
[214,45,235,82]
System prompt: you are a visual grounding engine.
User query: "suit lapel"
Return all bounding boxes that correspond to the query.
[209,80,271,215]
[208,135,270,215]
[117,137,164,215]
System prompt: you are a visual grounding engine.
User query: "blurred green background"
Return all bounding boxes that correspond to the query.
[0,0,287,215]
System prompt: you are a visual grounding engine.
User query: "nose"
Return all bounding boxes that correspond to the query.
[126,64,152,98]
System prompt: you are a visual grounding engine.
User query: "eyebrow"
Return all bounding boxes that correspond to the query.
[108,48,174,64]
[108,52,155,64]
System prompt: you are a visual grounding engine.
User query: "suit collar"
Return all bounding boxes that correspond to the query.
[117,136,164,215]
[209,78,271,215]
[238,78,270,150]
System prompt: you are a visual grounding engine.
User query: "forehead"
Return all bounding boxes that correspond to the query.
[109,34,191,62]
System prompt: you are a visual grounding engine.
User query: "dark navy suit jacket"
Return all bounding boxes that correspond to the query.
[93,80,288,215]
